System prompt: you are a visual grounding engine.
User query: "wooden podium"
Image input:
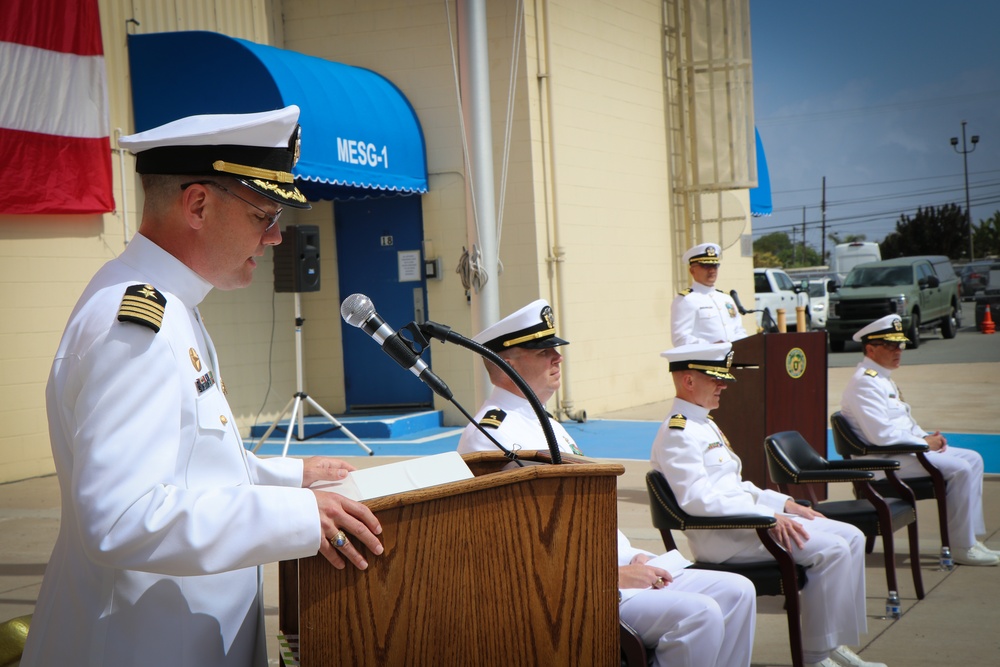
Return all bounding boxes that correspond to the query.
[711,332,828,495]
[279,451,624,666]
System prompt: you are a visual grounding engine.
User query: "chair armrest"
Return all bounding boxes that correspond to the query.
[827,459,901,472]
[862,442,929,454]
[792,469,875,483]
[679,513,777,531]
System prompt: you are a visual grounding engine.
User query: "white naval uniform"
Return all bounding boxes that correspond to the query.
[840,358,987,550]
[457,386,581,456]
[460,388,756,667]
[670,282,749,346]
[650,397,869,658]
[619,532,756,667]
[22,234,323,667]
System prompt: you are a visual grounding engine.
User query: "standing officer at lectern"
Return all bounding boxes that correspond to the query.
[459,302,756,667]
[651,343,885,667]
[671,242,748,346]
[22,107,383,667]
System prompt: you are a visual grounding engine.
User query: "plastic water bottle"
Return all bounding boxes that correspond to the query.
[885,590,901,619]
[940,546,954,571]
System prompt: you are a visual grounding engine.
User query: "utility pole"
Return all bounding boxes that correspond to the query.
[790,225,797,265]
[801,207,807,266]
[950,121,979,260]
[821,176,827,263]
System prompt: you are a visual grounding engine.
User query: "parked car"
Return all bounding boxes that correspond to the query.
[960,260,1000,300]
[753,268,810,331]
[807,278,831,329]
[826,255,961,350]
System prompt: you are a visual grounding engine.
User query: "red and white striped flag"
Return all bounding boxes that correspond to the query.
[0,0,114,214]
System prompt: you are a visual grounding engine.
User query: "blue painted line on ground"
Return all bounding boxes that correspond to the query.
[250,419,1000,474]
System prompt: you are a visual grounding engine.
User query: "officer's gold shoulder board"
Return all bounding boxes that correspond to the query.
[864,369,878,377]
[117,284,167,333]
[677,288,693,296]
[668,414,687,430]
[479,408,507,429]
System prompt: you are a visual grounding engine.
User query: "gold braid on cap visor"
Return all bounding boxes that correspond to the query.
[212,160,295,183]
[502,327,556,348]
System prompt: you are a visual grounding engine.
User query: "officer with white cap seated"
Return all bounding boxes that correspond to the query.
[458,299,578,454]
[840,315,998,566]
[23,107,384,667]
[671,242,748,346]
[651,342,887,667]
[459,308,757,667]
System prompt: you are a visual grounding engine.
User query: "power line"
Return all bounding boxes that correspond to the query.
[756,89,1000,127]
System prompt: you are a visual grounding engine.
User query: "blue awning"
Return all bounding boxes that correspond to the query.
[127,31,428,200]
[750,128,772,217]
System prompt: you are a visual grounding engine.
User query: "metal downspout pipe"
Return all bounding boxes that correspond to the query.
[536,0,585,422]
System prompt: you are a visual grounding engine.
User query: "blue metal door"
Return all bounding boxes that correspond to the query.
[335,195,432,411]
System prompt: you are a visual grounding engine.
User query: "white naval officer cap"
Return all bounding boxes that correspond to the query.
[118,106,310,209]
[682,242,722,266]
[660,342,736,382]
[852,314,911,344]
[473,299,569,353]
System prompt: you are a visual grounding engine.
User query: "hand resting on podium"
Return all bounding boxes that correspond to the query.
[302,456,384,570]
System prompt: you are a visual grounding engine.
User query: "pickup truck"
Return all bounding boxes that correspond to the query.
[826,255,962,351]
[753,268,810,332]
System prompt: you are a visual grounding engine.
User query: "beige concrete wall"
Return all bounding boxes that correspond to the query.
[0,0,759,482]
[0,0,294,482]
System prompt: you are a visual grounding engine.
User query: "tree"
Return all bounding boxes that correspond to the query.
[972,211,1000,258]
[753,250,782,268]
[879,203,969,260]
[753,231,823,267]
[826,232,867,246]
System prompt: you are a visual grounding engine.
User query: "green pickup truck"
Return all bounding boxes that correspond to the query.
[826,255,962,351]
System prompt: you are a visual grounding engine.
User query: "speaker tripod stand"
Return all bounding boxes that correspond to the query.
[253,293,372,457]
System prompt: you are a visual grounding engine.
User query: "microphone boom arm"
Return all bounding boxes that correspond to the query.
[417,321,564,464]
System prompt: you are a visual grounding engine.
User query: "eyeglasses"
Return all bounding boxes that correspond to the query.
[181,180,282,232]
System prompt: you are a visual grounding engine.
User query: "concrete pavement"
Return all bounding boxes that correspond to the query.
[2,358,998,665]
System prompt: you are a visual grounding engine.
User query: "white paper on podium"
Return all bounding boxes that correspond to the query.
[645,550,694,579]
[310,451,475,502]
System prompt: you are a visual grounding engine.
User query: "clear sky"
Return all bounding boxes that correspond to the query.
[749,0,1000,259]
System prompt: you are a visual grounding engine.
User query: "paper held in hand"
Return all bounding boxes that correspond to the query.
[310,451,475,502]
[645,550,694,579]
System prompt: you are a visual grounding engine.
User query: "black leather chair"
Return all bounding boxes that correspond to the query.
[645,470,808,667]
[619,618,648,667]
[831,411,950,551]
[764,430,925,599]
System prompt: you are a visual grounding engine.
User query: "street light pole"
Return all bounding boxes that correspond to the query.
[950,120,979,260]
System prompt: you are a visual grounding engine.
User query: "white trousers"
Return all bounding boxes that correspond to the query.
[893,446,986,550]
[726,516,867,657]
[620,569,756,667]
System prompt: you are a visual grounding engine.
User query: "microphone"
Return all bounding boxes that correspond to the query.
[730,289,749,315]
[340,294,452,399]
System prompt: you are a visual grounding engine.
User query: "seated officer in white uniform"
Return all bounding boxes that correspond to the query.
[651,343,886,667]
[840,315,998,566]
[22,107,383,667]
[670,242,748,346]
[459,302,756,667]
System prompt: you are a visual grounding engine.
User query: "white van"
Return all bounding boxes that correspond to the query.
[831,242,881,281]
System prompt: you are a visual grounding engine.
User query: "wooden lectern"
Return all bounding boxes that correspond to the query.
[279,451,624,666]
[711,332,828,495]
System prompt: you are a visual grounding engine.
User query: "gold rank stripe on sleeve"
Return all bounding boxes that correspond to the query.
[479,408,506,429]
[117,284,167,333]
[668,414,687,430]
